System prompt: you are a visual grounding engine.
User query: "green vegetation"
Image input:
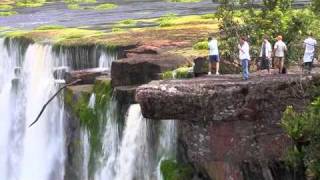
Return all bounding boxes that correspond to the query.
[64,0,96,3]
[157,13,178,27]
[160,160,193,180]
[167,0,201,3]
[161,67,193,79]
[281,97,320,178]
[65,79,112,178]
[193,39,208,50]
[0,11,17,16]
[216,0,320,63]
[94,3,117,10]
[34,25,65,30]
[15,0,46,7]
[67,3,81,10]
[0,4,13,10]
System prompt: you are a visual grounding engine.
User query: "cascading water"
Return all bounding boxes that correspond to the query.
[95,103,177,180]
[0,40,66,180]
[98,51,115,71]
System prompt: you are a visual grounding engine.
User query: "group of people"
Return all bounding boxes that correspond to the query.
[207,34,318,80]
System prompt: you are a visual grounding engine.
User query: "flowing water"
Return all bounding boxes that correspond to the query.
[95,103,177,180]
[0,40,65,180]
[0,38,176,180]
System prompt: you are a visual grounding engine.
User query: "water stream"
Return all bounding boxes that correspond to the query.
[0,41,65,180]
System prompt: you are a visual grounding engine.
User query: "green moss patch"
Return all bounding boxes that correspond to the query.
[167,0,201,3]
[0,4,13,10]
[65,79,112,178]
[94,3,117,10]
[15,0,46,7]
[160,160,193,180]
[161,67,193,79]
[35,25,65,30]
[0,11,17,16]
[193,40,208,50]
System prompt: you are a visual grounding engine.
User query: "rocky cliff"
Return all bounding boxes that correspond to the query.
[136,74,320,179]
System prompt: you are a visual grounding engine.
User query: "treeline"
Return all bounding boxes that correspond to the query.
[216,0,320,64]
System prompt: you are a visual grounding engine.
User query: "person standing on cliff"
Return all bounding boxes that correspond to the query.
[208,37,220,75]
[303,32,317,74]
[274,35,287,74]
[238,36,250,80]
[259,35,272,74]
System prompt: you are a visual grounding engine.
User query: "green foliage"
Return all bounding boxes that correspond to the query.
[94,3,118,10]
[64,79,112,178]
[160,160,193,180]
[281,106,307,141]
[281,98,320,179]
[216,0,320,64]
[64,0,96,3]
[35,25,65,30]
[161,67,192,79]
[15,0,46,7]
[0,5,13,10]
[200,13,216,19]
[312,0,320,14]
[193,40,208,50]
[167,0,201,3]
[157,13,177,27]
[67,3,81,10]
[0,11,17,16]
[161,70,174,80]
[175,67,192,79]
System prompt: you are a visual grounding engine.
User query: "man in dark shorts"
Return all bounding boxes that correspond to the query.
[208,37,220,75]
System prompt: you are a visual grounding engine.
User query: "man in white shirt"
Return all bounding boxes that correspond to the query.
[274,35,287,74]
[303,33,317,74]
[208,37,220,75]
[238,37,250,80]
[259,35,272,74]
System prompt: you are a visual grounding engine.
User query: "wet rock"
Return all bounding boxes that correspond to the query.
[111,53,190,87]
[65,69,109,85]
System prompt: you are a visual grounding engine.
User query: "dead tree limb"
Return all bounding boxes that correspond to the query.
[29,79,82,128]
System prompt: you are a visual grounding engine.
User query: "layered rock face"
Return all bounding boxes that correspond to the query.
[136,74,319,179]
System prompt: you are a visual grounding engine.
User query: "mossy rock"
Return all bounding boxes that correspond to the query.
[160,160,194,180]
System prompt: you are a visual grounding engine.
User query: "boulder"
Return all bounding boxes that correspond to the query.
[111,53,190,87]
[193,56,241,76]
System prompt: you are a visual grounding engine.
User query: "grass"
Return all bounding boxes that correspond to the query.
[15,0,46,8]
[0,11,17,16]
[167,0,202,2]
[35,25,65,30]
[0,4,13,10]
[193,40,208,50]
[64,0,96,3]
[94,3,117,10]
[67,3,81,10]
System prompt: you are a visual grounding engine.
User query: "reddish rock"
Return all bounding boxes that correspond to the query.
[137,74,317,179]
[111,53,191,87]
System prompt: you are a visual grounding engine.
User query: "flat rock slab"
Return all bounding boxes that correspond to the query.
[136,73,319,121]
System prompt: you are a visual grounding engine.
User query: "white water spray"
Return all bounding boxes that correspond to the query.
[98,51,115,71]
[0,41,66,180]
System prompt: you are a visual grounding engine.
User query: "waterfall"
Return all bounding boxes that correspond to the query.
[95,103,177,180]
[0,40,66,180]
[98,51,115,71]
[81,128,90,180]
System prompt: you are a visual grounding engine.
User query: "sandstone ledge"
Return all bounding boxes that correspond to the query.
[136,74,319,121]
